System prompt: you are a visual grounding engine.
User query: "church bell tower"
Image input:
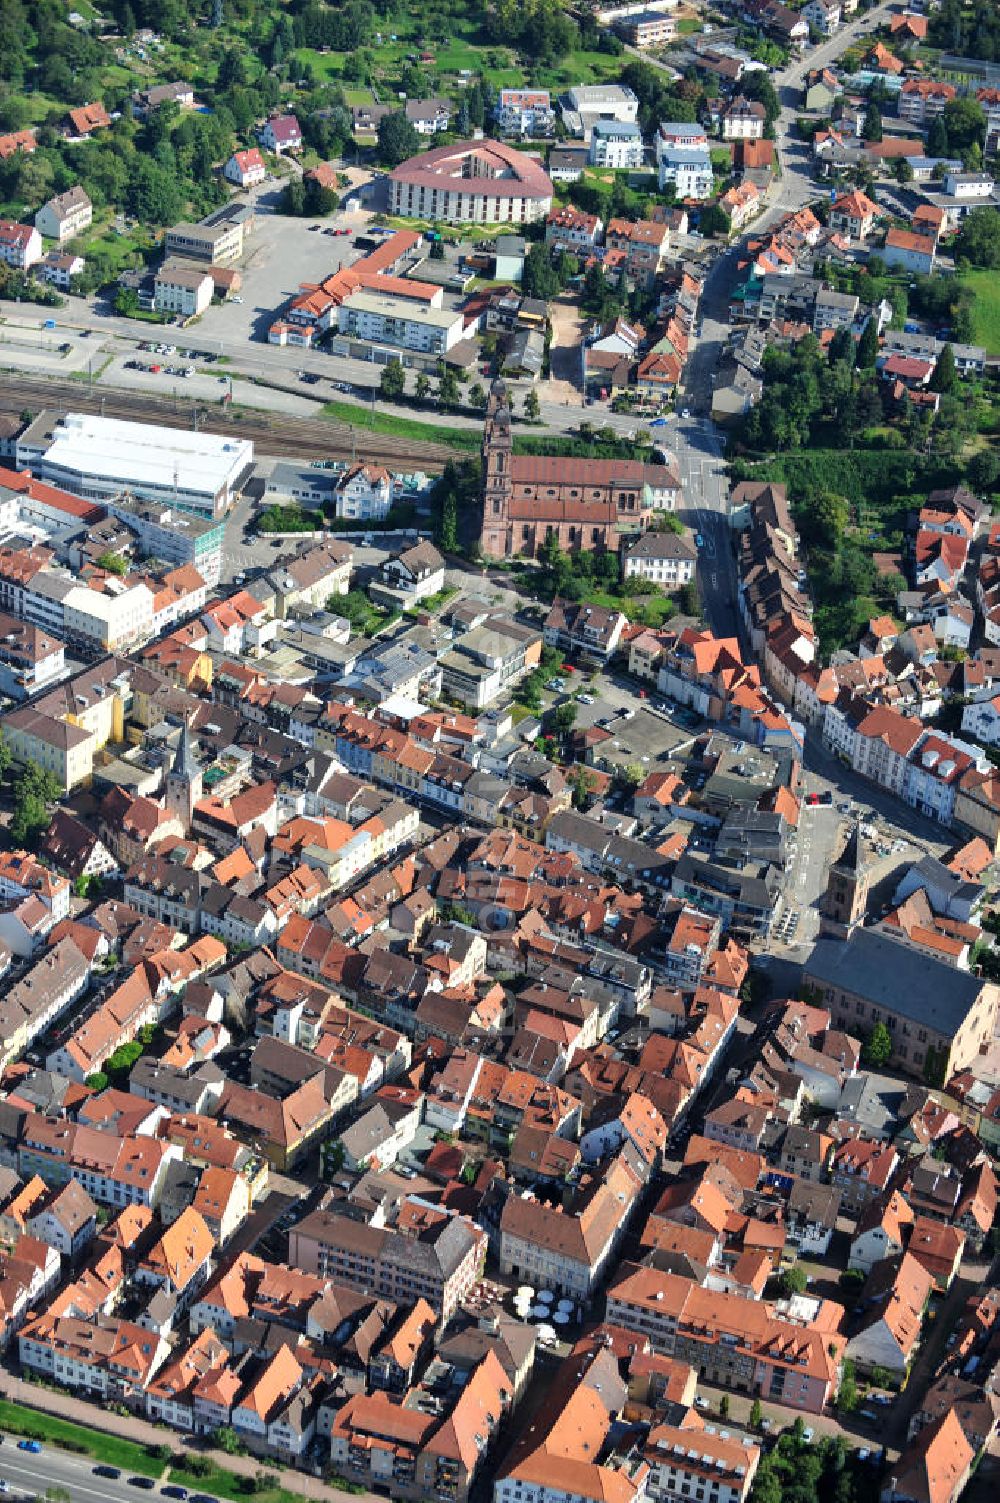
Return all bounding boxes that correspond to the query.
[480,380,513,558]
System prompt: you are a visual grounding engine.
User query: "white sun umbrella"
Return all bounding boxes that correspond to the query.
[517,1285,535,1298]
[537,1323,558,1343]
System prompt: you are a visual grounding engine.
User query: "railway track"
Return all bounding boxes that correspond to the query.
[0,372,455,471]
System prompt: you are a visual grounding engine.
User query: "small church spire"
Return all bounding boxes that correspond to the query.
[820,821,870,939]
[165,715,202,832]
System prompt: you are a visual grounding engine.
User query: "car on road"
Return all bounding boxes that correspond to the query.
[129,1478,156,1490]
[95,1466,122,1479]
[190,1494,219,1503]
[0,1480,9,1493]
[161,1487,188,1499]
[149,364,161,374]
[578,693,595,704]
[309,223,321,231]
[231,296,243,304]
[681,408,690,418]
[695,534,704,547]
[18,1441,41,1453]
[301,373,320,385]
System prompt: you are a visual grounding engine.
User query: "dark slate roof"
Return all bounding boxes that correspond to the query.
[805,930,985,1034]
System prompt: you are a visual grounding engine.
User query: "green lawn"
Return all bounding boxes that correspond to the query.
[0,1398,165,1477]
[958,270,1000,355]
[322,400,482,451]
[167,1462,303,1503]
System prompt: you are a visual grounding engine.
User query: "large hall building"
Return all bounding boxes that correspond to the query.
[389,139,554,225]
[479,382,682,559]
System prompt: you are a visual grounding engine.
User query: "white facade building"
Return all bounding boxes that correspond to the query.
[657,145,714,200]
[589,120,644,169]
[336,290,465,356]
[32,413,254,520]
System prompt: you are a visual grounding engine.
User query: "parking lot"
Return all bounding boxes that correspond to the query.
[192,207,362,348]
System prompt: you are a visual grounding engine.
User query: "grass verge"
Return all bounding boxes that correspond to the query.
[321,400,481,451]
[0,1398,165,1476]
[958,269,1000,355]
[167,1461,302,1503]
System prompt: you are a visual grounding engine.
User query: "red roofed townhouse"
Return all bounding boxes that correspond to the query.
[846,1252,933,1377]
[144,1326,231,1430]
[891,13,928,42]
[914,528,968,589]
[884,355,936,390]
[831,1136,899,1217]
[829,189,881,242]
[68,101,111,137]
[136,1206,215,1309]
[644,1418,759,1503]
[882,1408,975,1503]
[852,705,925,797]
[259,114,302,155]
[0,129,36,160]
[545,204,603,251]
[883,228,937,276]
[866,42,904,75]
[224,147,266,188]
[606,1263,846,1413]
[899,79,957,125]
[0,220,42,270]
[200,589,269,655]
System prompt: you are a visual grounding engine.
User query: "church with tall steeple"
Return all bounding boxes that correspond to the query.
[479,380,680,559]
[164,717,202,833]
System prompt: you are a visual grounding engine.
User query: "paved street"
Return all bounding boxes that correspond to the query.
[0,1439,150,1503]
[0,1376,384,1503]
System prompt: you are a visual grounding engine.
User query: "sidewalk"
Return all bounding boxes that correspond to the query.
[0,1373,377,1503]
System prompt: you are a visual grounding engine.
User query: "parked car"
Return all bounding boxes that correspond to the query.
[95,1467,122,1480]
[18,1441,41,1454]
